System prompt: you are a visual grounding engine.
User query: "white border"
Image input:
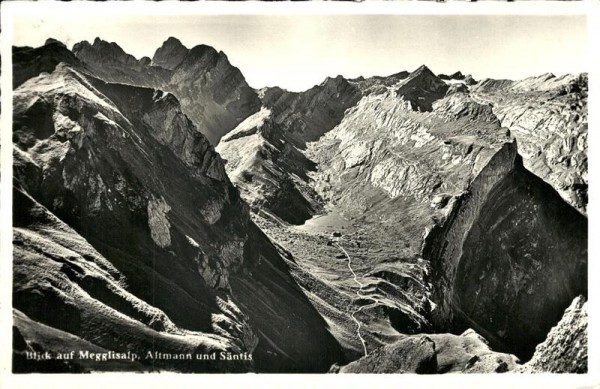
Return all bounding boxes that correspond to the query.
[1,1,598,388]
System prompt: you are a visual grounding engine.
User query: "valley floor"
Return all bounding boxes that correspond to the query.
[253,207,430,363]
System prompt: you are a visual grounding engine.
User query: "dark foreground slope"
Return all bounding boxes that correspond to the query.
[12,62,344,372]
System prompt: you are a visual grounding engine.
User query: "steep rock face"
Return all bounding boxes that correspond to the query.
[393,65,449,111]
[217,108,322,224]
[516,296,587,373]
[259,75,362,146]
[217,75,362,224]
[422,141,587,360]
[151,37,189,70]
[166,44,261,144]
[471,73,588,212]
[338,329,519,374]
[13,63,344,372]
[72,37,261,144]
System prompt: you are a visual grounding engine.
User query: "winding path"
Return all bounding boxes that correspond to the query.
[335,242,381,357]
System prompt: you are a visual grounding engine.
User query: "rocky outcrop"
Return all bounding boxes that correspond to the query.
[422,141,587,360]
[338,329,519,374]
[338,335,438,373]
[217,108,323,224]
[13,61,344,372]
[516,296,587,373]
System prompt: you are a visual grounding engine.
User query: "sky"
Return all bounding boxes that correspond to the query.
[12,14,588,92]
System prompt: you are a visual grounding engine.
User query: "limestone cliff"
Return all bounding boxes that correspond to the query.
[422,141,587,360]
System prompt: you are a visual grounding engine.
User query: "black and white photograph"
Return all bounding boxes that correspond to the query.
[0,1,597,385]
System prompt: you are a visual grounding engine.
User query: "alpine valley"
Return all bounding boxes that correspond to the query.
[11,37,588,373]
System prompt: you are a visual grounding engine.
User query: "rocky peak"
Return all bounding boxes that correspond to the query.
[12,41,83,88]
[322,75,348,87]
[438,70,470,82]
[167,44,261,144]
[71,37,173,89]
[389,70,410,79]
[151,36,189,69]
[73,38,139,68]
[349,71,409,95]
[138,56,151,66]
[464,74,477,85]
[44,38,66,48]
[395,65,449,111]
[181,44,221,66]
[258,86,287,102]
[473,78,514,93]
[411,64,435,78]
[67,38,260,144]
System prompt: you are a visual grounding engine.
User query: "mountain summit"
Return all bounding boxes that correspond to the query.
[70,37,261,144]
[152,36,189,69]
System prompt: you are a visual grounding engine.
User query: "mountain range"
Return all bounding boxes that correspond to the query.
[11,37,588,373]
